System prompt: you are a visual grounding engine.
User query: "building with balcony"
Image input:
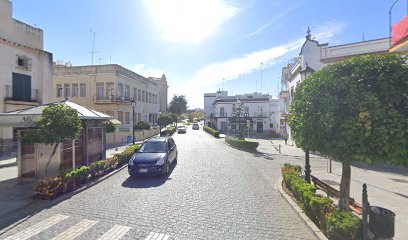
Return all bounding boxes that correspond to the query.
[53,64,168,147]
[204,91,285,137]
[0,0,53,157]
[279,28,390,142]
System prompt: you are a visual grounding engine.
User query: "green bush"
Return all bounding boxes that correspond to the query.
[225,137,259,151]
[327,209,363,240]
[34,176,64,199]
[72,166,89,184]
[113,144,139,167]
[281,164,361,239]
[89,160,107,178]
[167,126,176,136]
[203,126,220,138]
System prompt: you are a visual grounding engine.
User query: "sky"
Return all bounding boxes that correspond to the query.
[10,0,407,109]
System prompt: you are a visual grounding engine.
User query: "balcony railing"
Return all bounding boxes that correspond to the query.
[214,112,229,117]
[252,112,268,118]
[5,85,40,102]
[93,95,131,103]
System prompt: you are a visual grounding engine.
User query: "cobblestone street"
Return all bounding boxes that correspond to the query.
[0,129,316,240]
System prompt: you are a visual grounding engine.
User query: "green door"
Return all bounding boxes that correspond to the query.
[12,73,31,101]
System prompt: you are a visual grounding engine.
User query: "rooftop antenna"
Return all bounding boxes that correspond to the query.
[90,29,96,65]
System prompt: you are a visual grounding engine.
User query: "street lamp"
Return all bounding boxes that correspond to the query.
[389,0,401,47]
[130,98,136,145]
[235,98,244,139]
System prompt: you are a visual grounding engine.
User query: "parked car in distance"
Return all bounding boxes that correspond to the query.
[128,137,177,176]
[177,126,187,133]
[192,123,199,130]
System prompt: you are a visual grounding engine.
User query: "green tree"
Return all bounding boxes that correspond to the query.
[135,121,151,140]
[289,54,408,210]
[157,115,173,133]
[104,121,116,133]
[24,104,83,175]
[168,95,188,127]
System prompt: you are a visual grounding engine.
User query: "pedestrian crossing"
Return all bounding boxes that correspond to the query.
[2,214,170,240]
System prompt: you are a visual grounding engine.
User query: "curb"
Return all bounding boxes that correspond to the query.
[51,164,128,204]
[276,176,328,240]
[0,162,17,169]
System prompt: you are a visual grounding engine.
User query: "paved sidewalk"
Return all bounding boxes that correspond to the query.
[255,138,408,240]
[0,157,16,168]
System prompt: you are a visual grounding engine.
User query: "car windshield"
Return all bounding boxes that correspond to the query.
[138,141,167,153]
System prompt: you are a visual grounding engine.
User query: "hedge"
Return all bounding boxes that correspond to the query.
[167,126,176,136]
[203,126,220,138]
[281,164,362,240]
[225,137,259,151]
[34,144,139,199]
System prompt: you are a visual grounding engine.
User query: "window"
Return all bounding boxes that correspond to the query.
[142,91,145,102]
[149,93,152,103]
[117,83,123,98]
[56,84,62,97]
[72,83,78,97]
[12,73,31,101]
[16,55,30,70]
[106,82,114,99]
[64,84,70,97]
[80,83,86,97]
[133,88,137,100]
[125,85,130,100]
[125,112,130,124]
[270,123,273,128]
[138,113,141,122]
[118,111,124,123]
[96,82,104,100]
[106,111,114,117]
[138,89,141,101]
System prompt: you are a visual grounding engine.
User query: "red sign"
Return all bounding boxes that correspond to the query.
[392,16,408,46]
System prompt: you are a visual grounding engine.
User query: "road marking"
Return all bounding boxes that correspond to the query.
[50,219,98,240]
[4,214,69,240]
[97,224,131,240]
[145,231,170,240]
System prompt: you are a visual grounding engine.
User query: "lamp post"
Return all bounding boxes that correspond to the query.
[235,98,244,139]
[130,98,136,145]
[300,63,314,183]
[389,0,401,48]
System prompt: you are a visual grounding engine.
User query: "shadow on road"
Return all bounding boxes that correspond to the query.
[121,162,177,189]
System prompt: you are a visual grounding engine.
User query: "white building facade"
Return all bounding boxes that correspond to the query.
[0,0,53,157]
[279,28,390,141]
[204,91,285,137]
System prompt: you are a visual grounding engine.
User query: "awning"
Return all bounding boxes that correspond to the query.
[0,100,114,127]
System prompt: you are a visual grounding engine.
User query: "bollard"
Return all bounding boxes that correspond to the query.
[278,144,281,154]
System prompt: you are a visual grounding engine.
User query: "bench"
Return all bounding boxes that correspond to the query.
[311,175,362,215]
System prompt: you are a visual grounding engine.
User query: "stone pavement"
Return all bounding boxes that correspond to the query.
[255,138,408,240]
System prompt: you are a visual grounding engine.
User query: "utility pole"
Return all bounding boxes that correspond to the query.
[260,62,263,94]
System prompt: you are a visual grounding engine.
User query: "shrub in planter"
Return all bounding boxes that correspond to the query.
[89,160,107,178]
[34,176,64,199]
[71,166,89,184]
[106,158,118,172]
[114,149,135,167]
[127,144,140,152]
[327,209,362,240]
[167,126,176,136]
[225,137,259,151]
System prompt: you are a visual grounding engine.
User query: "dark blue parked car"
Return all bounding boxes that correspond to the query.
[128,137,177,176]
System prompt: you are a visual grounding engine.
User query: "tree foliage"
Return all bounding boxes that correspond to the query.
[24,104,83,144]
[289,54,408,209]
[168,95,188,116]
[104,121,116,133]
[135,121,151,131]
[289,54,408,165]
[157,115,173,127]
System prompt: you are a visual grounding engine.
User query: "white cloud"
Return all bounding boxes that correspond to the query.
[144,0,239,44]
[177,22,345,108]
[133,64,163,78]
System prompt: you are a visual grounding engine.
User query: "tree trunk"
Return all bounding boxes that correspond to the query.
[339,161,351,211]
[45,143,60,176]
